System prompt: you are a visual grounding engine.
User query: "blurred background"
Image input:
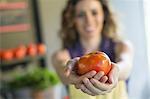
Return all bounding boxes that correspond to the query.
[0,0,150,99]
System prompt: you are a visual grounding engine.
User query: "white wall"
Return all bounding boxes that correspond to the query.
[111,0,149,99]
[38,0,67,99]
[143,0,150,98]
[38,0,66,70]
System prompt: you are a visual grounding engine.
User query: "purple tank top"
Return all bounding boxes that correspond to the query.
[67,37,116,62]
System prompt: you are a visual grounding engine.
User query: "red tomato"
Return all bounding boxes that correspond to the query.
[37,43,46,55]
[14,45,26,59]
[77,51,112,75]
[27,44,37,56]
[1,49,14,61]
[0,50,3,60]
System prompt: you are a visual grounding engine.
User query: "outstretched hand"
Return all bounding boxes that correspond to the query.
[80,63,119,96]
[64,58,119,96]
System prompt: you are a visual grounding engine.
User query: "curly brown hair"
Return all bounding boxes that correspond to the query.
[59,0,120,49]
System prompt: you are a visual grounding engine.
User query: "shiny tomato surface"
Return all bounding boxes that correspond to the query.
[77,51,111,75]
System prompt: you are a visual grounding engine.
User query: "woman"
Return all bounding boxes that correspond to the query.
[52,0,134,99]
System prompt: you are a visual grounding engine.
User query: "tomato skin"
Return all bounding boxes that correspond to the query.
[1,49,14,61]
[0,50,2,60]
[14,45,26,59]
[77,51,111,75]
[37,43,46,55]
[27,44,37,56]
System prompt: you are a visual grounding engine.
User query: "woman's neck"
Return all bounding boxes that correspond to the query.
[80,36,101,54]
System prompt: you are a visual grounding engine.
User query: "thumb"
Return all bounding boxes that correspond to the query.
[108,62,119,84]
[65,57,80,76]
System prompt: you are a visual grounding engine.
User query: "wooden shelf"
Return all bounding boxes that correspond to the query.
[0,0,46,72]
[0,55,45,71]
[0,2,28,10]
[0,23,31,33]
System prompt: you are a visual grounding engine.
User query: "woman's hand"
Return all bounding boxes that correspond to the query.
[79,63,119,96]
[65,58,119,96]
[65,57,97,86]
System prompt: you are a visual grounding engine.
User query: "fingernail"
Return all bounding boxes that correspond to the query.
[91,71,96,75]
[83,78,88,84]
[100,71,104,75]
[92,70,96,73]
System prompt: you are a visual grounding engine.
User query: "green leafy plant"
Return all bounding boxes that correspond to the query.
[8,68,60,91]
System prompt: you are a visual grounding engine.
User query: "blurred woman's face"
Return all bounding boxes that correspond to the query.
[74,0,104,39]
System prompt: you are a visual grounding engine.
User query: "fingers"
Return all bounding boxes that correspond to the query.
[100,76,108,83]
[75,83,95,96]
[90,78,113,91]
[83,78,102,95]
[81,70,97,79]
[75,83,82,89]
[80,84,95,96]
[78,82,111,96]
[65,57,80,76]
[74,70,96,85]
[93,71,108,83]
[94,71,104,80]
[76,78,113,96]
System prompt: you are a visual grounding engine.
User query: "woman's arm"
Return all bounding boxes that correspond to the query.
[51,49,71,84]
[115,40,134,80]
[52,49,96,85]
